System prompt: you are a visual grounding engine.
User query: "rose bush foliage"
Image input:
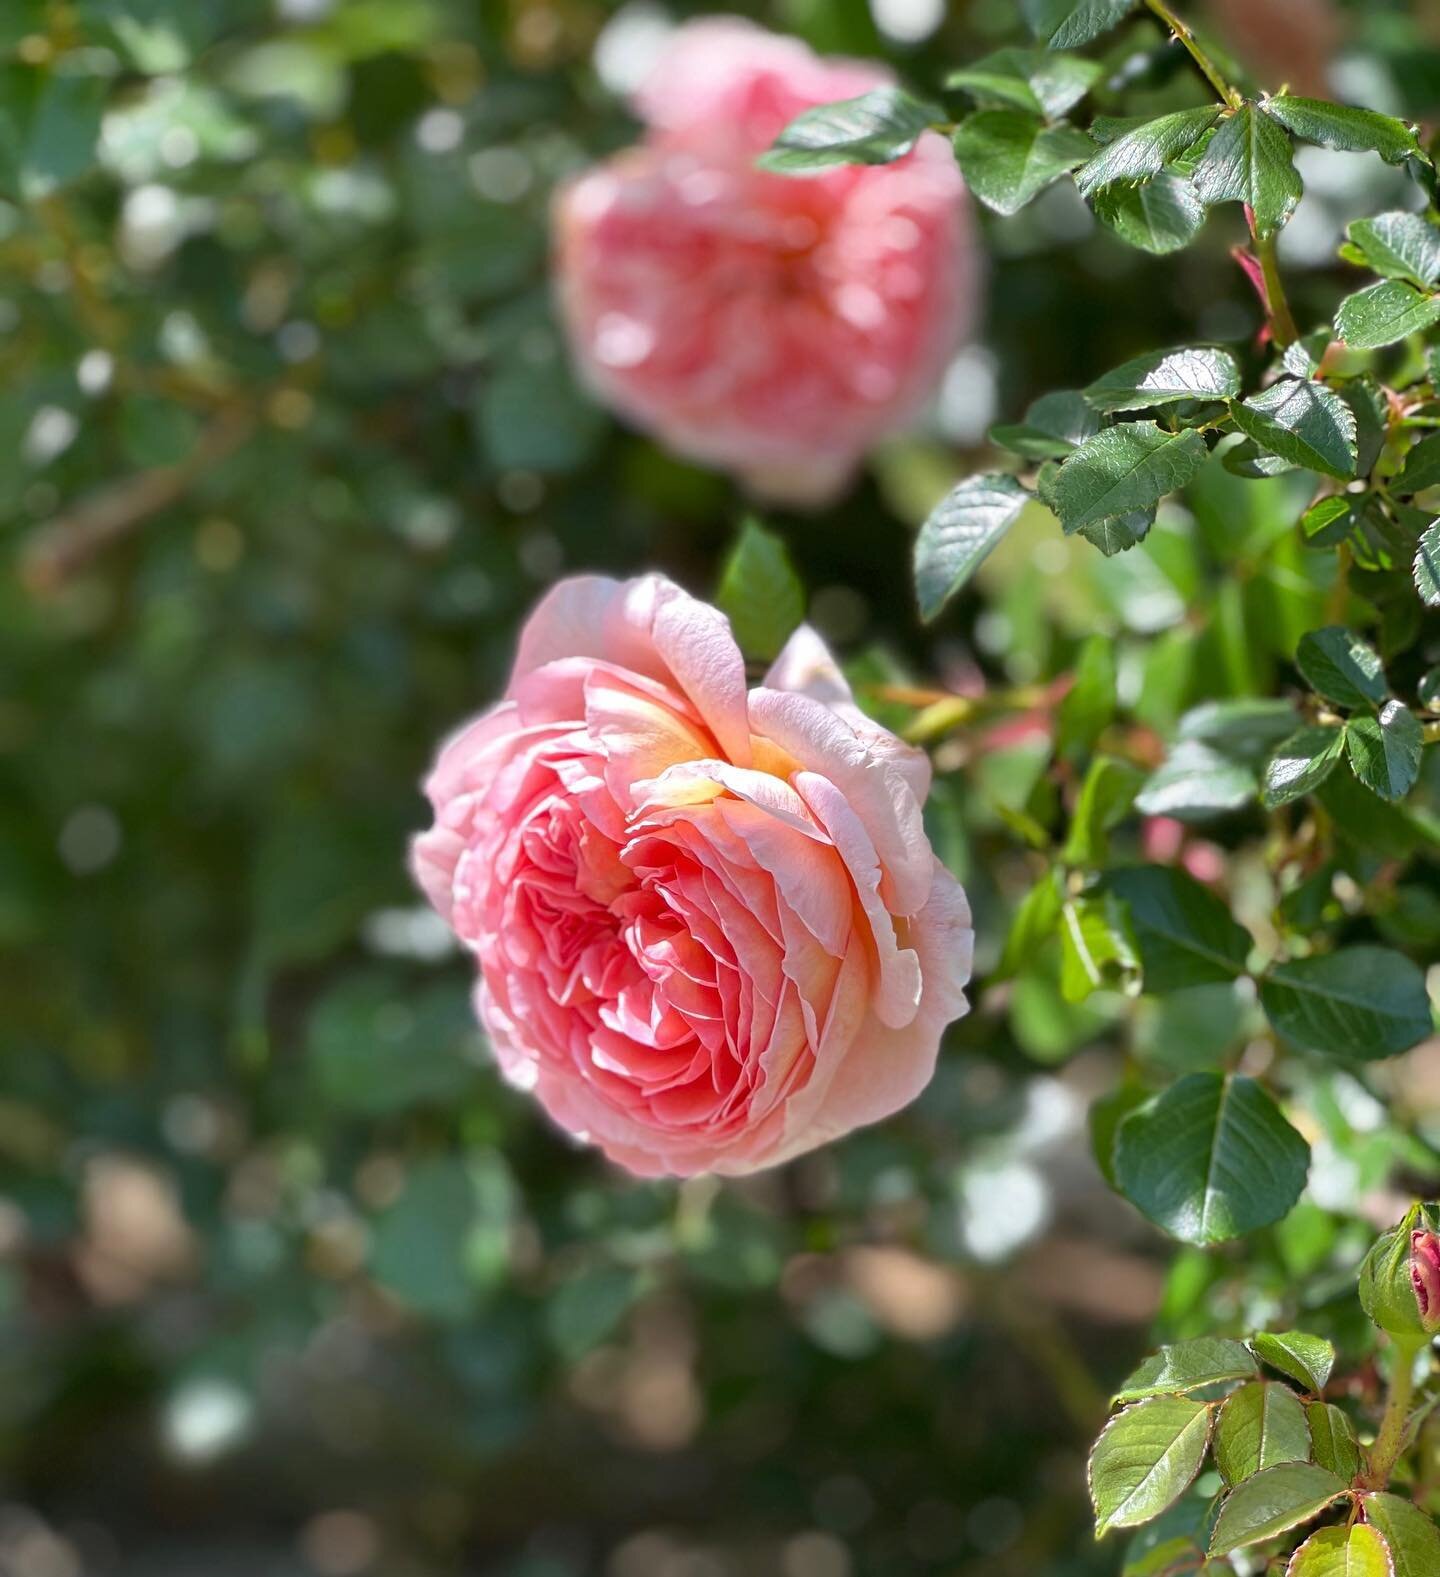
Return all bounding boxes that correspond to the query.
[10,0,1440,1573]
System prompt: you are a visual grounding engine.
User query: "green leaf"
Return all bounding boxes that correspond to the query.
[1360,1492,1440,1577]
[1113,1073,1310,1245]
[1260,946,1433,1060]
[1193,103,1302,236]
[1415,520,1440,605]
[1230,381,1357,481]
[945,47,1101,119]
[1021,0,1135,49]
[1088,1396,1212,1536]
[1060,893,1141,1001]
[1105,866,1252,990]
[913,473,1031,620]
[716,519,804,662]
[1077,506,1157,556]
[1263,96,1420,164]
[1049,425,1208,533]
[1065,754,1145,864]
[1207,1463,1349,1557]
[758,86,942,172]
[1223,439,1298,479]
[951,109,1093,215]
[1090,1081,1151,1190]
[1287,1525,1393,1577]
[1075,106,1221,197]
[1134,740,1256,821]
[1086,347,1242,412]
[1334,280,1440,351]
[1344,211,1440,289]
[1178,698,1299,760]
[998,869,1064,979]
[1092,170,1207,255]
[1395,431,1440,495]
[1345,701,1423,801]
[990,389,1100,458]
[1056,634,1117,761]
[1113,1337,1258,1403]
[1249,1331,1335,1395]
[1296,626,1387,708]
[1301,495,1361,547]
[1214,1381,1311,1486]
[1306,1403,1360,1481]
[1262,726,1345,808]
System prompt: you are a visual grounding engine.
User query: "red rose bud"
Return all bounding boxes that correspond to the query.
[1412,1230,1440,1333]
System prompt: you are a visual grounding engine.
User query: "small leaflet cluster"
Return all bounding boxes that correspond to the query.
[1089,1332,1440,1572]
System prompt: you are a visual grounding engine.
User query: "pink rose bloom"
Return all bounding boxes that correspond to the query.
[553,18,975,505]
[412,574,973,1176]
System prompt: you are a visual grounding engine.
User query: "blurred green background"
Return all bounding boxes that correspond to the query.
[6,1,1440,1574]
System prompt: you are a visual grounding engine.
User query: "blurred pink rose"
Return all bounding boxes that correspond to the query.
[553,18,975,505]
[412,574,973,1176]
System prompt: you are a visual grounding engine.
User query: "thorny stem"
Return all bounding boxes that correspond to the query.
[1365,1334,1428,1489]
[1141,0,1242,108]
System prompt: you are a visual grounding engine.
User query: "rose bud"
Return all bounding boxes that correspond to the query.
[1361,1205,1431,1337]
[1412,1228,1440,1333]
[553,18,975,506]
[412,573,973,1176]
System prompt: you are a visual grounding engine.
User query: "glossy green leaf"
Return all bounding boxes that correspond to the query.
[1295,626,1387,709]
[1249,1331,1335,1395]
[716,519,804,662]
[1113,1074,1310,1245]
[1193,104,1302,237]
[1360,1492,1440,1577]
[1106,865,1252,990]
[1021,0,1135,49]
[1177,699,1299,760]
[1091,170,1207,254]
[1334,279,1440,351]
[1230,381,1357,481]
[990,389,1100,458]
[1089,1395,1212,1536]
[945,47,1101,118]
[1414,520,1440,605]
[1263,95,1419,163]
[1214,1381,1310,1486]
[1286,1524,1393,1577]
[1306,1403,1360,1481]
[1075,106,1221,196]
[1345,701,1423,801]
[1134,740,1256,821]
[1262,726,1346,809]
[759,86,942,172]
[1260,946,1433,1059]
[1113,1338,1258,1403]
[1207,1463,1348,1556]
[951,109,1093,215]
[1078,507,1157,555]
[913,473,1031,620]
[1086,347,1242,412]
[1049,425,1208,533]
[1344,211,1440,289]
